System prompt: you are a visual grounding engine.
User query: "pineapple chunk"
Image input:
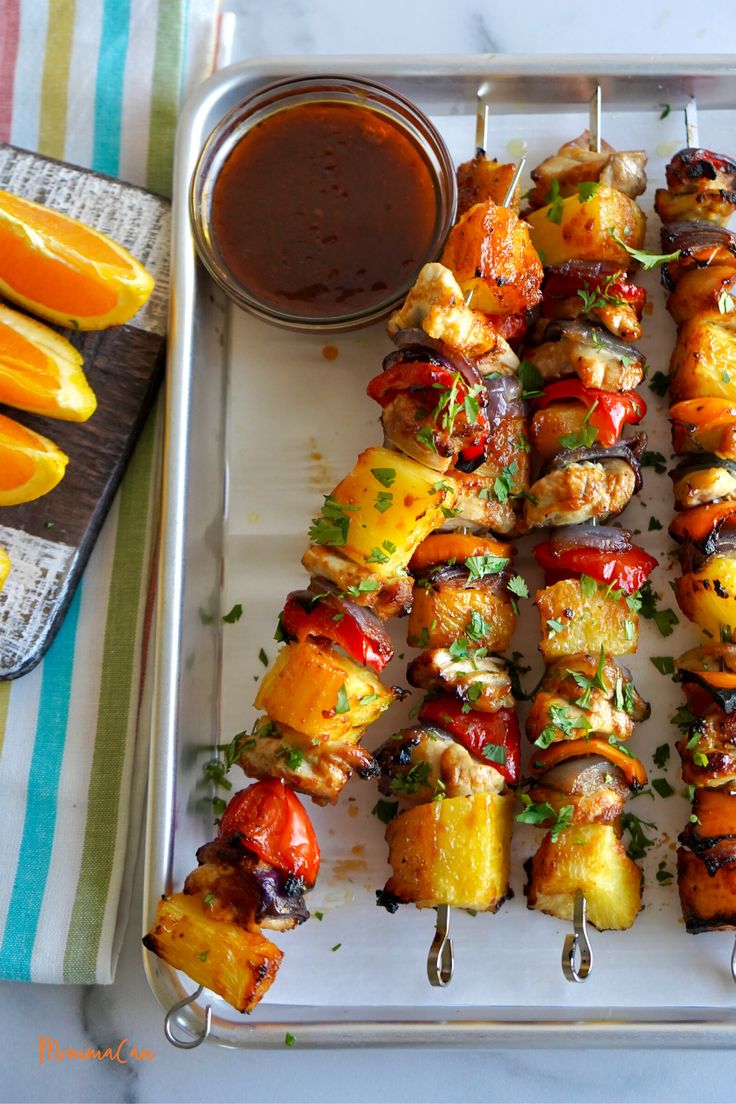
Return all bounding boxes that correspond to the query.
[407,583,516,651]
[305,446,456,580]
[675,554,736,642]
[384,792,514,911]
[526,185,645,267]
[678,847,736,932]
[142,892,282,1013]
[255,640,395,742]
[536,579,638,661]
[670,319,736,403]
[525,823,642,931]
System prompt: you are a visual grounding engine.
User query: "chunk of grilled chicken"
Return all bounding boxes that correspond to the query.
[446,407,531,535]
[184,840,308,932]
[670,319,736,404]
[524,459,636,529]
[387,262,520,366]
[536,579,638,661]
[677,706,736,789]
[524,322,645,391]
[381,391,476,474]
[526,759,631,826]
[655,148,736,226]
[384,792,514,911]
[375,725,506,806]
[667,265,736,328]
[407,650,513,713]
[526,654,649,745]
[677,847,736,932]
[456,153,520,216]
[525,133,647,211]
[439,200,544,317]
[542,292,643,342]
[238,718,378,806]
[142,892,283,1014]
[671,459,736,510]
[525,823,642,931]
[301,545,413,619]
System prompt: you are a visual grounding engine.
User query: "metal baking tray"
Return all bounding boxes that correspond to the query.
[144,55,736,1048]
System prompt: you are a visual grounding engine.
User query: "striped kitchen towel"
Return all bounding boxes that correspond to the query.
[0,0,219,984]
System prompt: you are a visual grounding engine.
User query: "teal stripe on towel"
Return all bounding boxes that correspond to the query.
[0,584,84,980]
[91,0,131,176]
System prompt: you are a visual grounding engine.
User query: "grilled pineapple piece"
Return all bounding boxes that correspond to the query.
[675,554,736,641]
[525,823,642,930]
[255,640,395,742]
[407,583,516,651]
[667,265,736,328]
[677,847,736,932]
[526,185,645,267]
[524,459,636,529]
[305,446,456,579]
[384,792,514,911]
[238,717,378,805]
[440,200,543,316]
[536,579,638,661]
[142,892,283,1013]
[670,319,736,403]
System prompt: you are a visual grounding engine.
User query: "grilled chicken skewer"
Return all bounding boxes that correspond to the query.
[518,91,655,979]
[372,101,541,984]
[655,100,736,977]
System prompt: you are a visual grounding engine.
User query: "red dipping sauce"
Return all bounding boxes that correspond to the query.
[209,99,444,322]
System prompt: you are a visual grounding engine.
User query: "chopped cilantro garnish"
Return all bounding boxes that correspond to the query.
[371,799,398,824]
[371,467,396,487]
[545,178,564,223]
[648,371,670,397]
[222,603,243,624]
[650,656,675,675]
[609,232,681,270]
[335,684,350,713]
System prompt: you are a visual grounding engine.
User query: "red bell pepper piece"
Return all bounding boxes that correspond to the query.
[366,361,461,407]
[418,696,520,785]
[279,590,393,673]
[534,541,657,596]
[533,379,646,447]
[543,265,647,317]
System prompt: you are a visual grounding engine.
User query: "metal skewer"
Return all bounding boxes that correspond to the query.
[589,84,602,153]
[685,96,699,148]
[164,984,212,1049]
[427,92,525,988]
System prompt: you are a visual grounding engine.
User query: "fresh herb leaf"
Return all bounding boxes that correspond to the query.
[507,574,529,599]
[656,859,674,885]
[275,745,303,771]
[465,553,509,579]
[518,359,544,399]
[466,610,491,641]
[222,603,243,624]
[648,516,663,531]
[415,426,437,453]
[335,684,350,714]
[659,103,671,119]
[653,743,671,769]
[546,618,566,636]
[258,647,269,666]
[371,799,399,824]
[345,579,380,597]
[652,777,675,798]
[648,370,670,397]
[545,178,564,224]
[482,743,507,765]
[610,232,681,269]
[650,656,675,675]
[374,490,393,513]
[371,467,396,487]
[578,181,600,202]
[285,1032,296,1048]
[642,450,667,474]
[579,574,597,598]
[559,401,599,450]
[639,580,679,637]
[620,812,657,860]
[390,761,431,795]
[365,546,390,565]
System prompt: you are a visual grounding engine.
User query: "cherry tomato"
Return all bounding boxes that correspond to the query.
[534,541,657,596]
[218,780,320,885]
[418,696,520,784]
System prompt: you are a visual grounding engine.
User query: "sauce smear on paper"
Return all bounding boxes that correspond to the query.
[211,101,439,319]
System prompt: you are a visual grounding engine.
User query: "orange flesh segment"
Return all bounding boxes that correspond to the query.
[0,224,117,316]
[0,190,126,264]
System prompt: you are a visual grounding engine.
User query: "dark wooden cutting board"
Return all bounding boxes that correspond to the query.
[0,144,170,679]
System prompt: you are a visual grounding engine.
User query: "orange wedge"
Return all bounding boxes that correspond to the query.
[0,188,155,330]
[0,412,68,505]
[0,548,9,592]
[0,304,97,421]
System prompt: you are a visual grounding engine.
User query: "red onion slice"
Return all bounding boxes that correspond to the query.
[544,433,647,493]
[549,525,632,554]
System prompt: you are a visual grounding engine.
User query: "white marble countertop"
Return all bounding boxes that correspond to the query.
[5,3,736,1102]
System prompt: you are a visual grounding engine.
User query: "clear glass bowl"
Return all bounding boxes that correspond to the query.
[190,75,457,333]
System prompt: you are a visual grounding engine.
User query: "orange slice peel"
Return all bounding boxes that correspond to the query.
[0,304,97,421]
[0,411,68,505]
[0,547,9,592]
[0,188,155,330]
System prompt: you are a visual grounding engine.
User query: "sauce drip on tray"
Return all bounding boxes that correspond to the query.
[211,101,439,319]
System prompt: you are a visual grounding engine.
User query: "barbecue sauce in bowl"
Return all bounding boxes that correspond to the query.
[212,103,438,320]
[192,77,457,331]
